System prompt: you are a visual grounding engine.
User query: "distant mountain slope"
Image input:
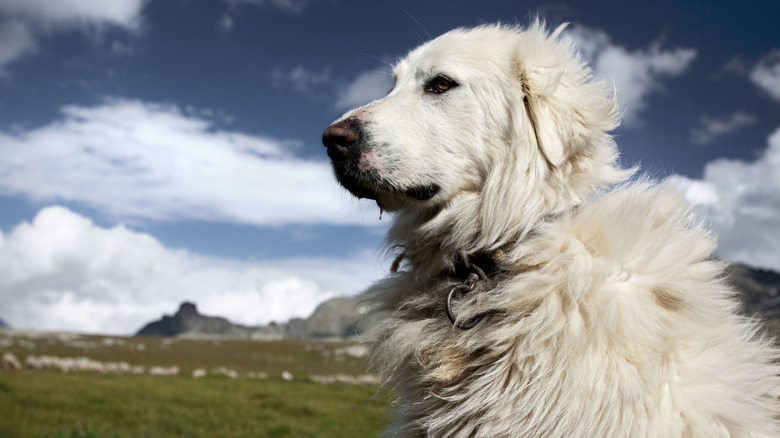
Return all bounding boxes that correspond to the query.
[135,262,780,339]
[0,316,7,328]
[286,294,386,339]
[725,263,780,311]
[136,302,268,338]
[134,302,238,338]
[134,296,382,339]
[724,263,780,336]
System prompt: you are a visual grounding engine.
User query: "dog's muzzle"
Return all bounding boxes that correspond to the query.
[322,117,361,163]
[322,117,441,203]
[322,117,379,200]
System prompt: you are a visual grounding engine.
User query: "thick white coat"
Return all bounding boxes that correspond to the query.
[330,23,780,437]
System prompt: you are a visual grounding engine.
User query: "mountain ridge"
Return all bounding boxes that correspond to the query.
[135,294,383,340]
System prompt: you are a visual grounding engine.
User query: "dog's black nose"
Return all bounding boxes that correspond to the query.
[322,118,360,160]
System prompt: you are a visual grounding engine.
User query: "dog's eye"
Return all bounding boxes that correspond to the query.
[424,76,457,94]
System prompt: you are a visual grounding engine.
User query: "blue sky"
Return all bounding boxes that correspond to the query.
[0,0,779,334]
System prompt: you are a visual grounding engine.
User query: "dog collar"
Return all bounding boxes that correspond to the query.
[445,249,506,330]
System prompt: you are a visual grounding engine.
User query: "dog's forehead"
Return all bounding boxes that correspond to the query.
[392,46,476,81]
[393,27,517,79]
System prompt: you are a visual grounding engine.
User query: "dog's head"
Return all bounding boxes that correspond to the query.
[323,23,626,222]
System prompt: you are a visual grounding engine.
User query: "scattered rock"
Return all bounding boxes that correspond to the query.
[212,366,238,379]
[148,366,180,376]
[333,344,369,358]
[1,352,22,371]
[310,374,378,385]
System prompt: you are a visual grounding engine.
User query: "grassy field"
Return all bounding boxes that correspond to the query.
[0,330,391,437]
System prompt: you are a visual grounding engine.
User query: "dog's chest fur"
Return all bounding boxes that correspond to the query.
[369,185,780,438]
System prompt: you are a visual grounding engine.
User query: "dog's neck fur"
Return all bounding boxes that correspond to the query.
[387,134,629,281]
[372,182,780,437]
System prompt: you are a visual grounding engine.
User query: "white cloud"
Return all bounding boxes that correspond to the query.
[271,65,333,92]
[217,14,234,32]
[271,66,392,110]
[0,206,386,334]
[0,0,145,73]
[0,19,36,70]
[719,56,749,76]
[689,111,757,145]
[0,98,383,227]
[750,50,780,102]
[218,0,318,32]
[0,0,145,28]
[335,70,393,111]
[222,0,316,14]
[569,26,697,125]
[671,126,780,271]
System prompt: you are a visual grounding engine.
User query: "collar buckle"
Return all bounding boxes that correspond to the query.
[445,272,486,330]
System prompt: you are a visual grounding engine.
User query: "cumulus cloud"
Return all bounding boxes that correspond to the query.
[217,0,318,32]
[0,0,144,27]
[271,65,333,92]
[271,66,391,111]
[568,26,697,125]
[720,56,749,76]
[750,50,780,102]
[218,14,237,32]
[671,126,780,271]
[222,0,317,15]
[0,0,146,73]
[335,70,393,111]
[0,98,382,227]
[0,19,35,71]
[689,112,757,145]
[0,206,385,334]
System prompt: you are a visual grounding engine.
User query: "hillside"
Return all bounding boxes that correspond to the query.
[136,302,262,338]
[724,263,780,335]
[135,295,384,340]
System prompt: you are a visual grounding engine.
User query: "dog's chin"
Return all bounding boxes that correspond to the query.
[333,172,379,201]
[336,172,441,211]
[369,184,442,211]
[374,192,407,211]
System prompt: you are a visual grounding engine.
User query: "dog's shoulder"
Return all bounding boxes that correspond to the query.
[535,181,716,276]
[505,180,731,331]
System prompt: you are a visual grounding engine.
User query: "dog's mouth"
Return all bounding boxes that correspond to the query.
[331,164,440,204]
[323,117,440,207]
[399,184,440,201]
[330,166,381,200]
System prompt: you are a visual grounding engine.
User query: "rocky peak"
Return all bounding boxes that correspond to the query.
[177,302,198,316]
[135,301,256,338]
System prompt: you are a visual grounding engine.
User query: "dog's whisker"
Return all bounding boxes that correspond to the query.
[401,8,432,42]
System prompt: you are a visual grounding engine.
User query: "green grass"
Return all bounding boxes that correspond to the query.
[0,331,392,437]
[0,372,390,437]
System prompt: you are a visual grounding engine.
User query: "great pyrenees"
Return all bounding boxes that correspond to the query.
[322,22,780,437]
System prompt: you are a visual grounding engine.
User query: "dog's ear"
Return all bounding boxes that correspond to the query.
[518,24,619,168]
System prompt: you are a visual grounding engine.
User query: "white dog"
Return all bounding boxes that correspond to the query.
[323,23,780,437]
